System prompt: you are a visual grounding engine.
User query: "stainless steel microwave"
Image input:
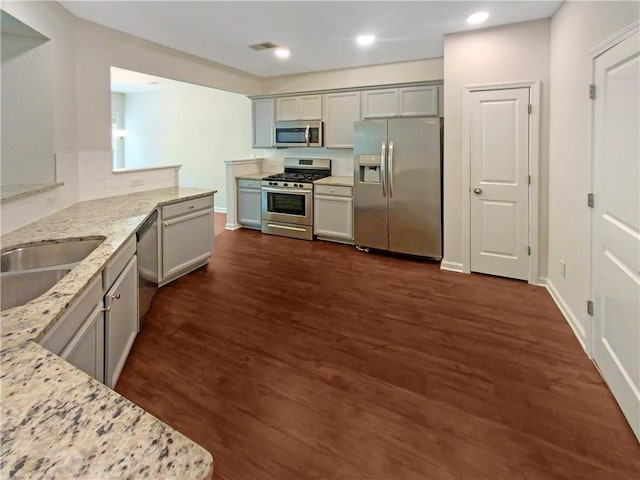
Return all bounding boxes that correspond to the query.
[274,121,323,147]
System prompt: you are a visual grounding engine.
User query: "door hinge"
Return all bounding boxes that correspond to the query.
[587,300,594,316]
[589,84,596,99]
[527,246,531,256]
[528,104,532,114]
[587,193,594,208]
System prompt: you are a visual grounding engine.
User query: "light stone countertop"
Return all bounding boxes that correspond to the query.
[314,176,354,187]
[1,187,216,350]
[0,187,215,479]
[1,341,212,479]
[236,172,271,180]
[1,182,65,203]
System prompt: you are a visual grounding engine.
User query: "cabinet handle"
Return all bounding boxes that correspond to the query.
[110,293,121,300]
[189,205,195,209]
[102,305,111,313]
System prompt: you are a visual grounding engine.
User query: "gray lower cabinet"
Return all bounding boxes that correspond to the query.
[104,254,138,389]
[314,185,354,242]
[237,179,262,229]
[40,275,104,383]
[60,302,105,383]
[160,195,214,285]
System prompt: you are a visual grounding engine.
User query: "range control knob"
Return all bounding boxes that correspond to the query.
[284,183,289,187]
[293,183,299,188]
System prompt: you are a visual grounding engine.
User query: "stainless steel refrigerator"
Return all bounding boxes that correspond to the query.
[353,117,442,259]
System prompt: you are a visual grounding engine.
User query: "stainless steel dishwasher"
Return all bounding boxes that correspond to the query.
[136,209,159,323]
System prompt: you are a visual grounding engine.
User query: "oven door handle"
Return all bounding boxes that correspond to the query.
[262,187,312,194]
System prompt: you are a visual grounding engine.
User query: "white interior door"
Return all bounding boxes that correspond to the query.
[469,88,530,280]
[591,29,640,441]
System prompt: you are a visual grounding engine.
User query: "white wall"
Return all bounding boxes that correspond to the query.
[1,1,80,233]
[1,27,54,185]
[0,1,262,233]
[547,1,640,347]
[442,19,551,276]
[122,83,254,209]
[263,58,443,94]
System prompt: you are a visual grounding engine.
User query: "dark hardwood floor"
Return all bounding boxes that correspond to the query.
[116,216,639,480]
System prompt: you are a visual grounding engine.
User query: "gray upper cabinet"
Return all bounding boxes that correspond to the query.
[252,98,274,148]
[275,95,322,121]
[362,86,439,118]
[323,92,361,148]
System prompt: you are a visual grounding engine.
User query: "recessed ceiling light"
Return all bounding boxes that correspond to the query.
[356,35,376,46]
[467,12,489,25]
[274,47,290,59]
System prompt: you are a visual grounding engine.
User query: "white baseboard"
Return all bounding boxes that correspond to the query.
[543,277,588,354]
[225,223,241,231]
[214,206,227,213]
[440,260,465,273]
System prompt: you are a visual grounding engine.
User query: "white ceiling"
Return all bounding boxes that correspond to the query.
[61,1,562,78]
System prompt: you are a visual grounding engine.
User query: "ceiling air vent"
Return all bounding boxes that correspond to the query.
[248,41,279,51]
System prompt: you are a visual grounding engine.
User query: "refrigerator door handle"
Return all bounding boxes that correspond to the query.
[388,141,394,198]
[380,142,387,197]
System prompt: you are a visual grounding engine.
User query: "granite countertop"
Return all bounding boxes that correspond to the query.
[0,187,215,479]
[314,176,354,187]
[236,172,270,180]
[1,341,213,480]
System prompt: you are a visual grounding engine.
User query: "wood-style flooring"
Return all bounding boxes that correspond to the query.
[116,215,639,480]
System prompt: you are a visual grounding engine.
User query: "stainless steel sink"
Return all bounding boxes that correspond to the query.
[1,238,104,272]
[1,269,71,310]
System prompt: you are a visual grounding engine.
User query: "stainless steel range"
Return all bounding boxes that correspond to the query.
[261,158,331,240]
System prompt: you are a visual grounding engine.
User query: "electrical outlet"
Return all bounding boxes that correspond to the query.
[560,260,566,279]
[130,178,144,187]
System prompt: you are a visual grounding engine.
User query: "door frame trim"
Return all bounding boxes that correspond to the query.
[587,20,639,356]
[461,80,541,284]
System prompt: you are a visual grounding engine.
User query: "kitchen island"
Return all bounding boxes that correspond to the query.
[0,187,215,479]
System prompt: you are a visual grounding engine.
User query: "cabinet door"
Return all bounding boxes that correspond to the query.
[162,209,213,280]
[61,302,104,383]
[105,255,138,389]
[238,187,262,228]
[361,89,398,119]
[314,194,354,241]
[299,95,322,120]
[399,86,439,116]
[252,99,274,147]
[275,97,299,121]
[324,92,360,148]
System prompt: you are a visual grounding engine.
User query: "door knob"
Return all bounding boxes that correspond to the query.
[473,188,483,194]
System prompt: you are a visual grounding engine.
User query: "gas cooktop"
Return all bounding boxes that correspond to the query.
[263,172,329,182]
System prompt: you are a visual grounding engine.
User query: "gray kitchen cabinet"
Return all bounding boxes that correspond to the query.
[104,248,138,389]
[60,302,105,383]
[361,86,439,118]
[40,274,104,382]
[160,195,214,285]
[237,178,262,229]
[323,92,361,148]
[314,184,353,243]
[275,95,322,121]
[252,98,274,148]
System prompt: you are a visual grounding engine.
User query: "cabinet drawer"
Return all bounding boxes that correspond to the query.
[103,236,136,290]
[40,275,102,355]
[237,179,262,189]
[162,195,214,220]
[315,185,353,197]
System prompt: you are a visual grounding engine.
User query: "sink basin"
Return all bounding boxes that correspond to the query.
[1,269,71,310]
[1,238,104,272]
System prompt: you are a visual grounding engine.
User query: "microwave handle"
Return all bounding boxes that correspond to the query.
[305,124,310,146]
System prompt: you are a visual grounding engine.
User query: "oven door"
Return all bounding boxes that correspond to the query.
[261,187,312,225]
